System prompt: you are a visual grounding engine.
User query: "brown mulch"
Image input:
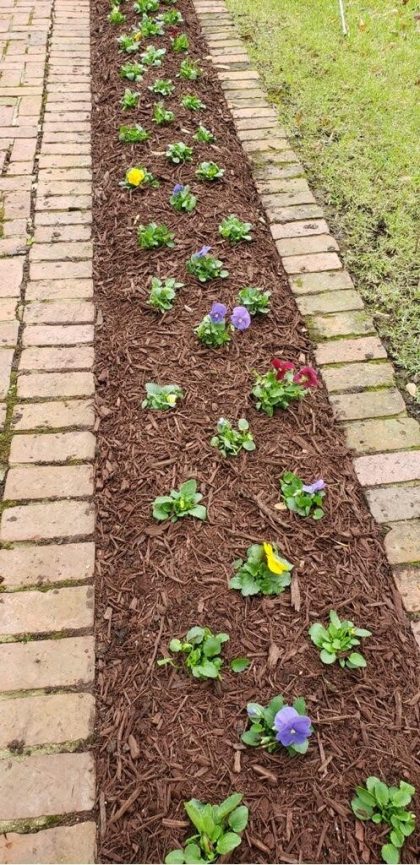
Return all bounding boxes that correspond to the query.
[91,1,420,862]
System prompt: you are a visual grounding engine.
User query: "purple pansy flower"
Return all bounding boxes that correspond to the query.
[273,706,312,747]
[173,183,184,194]
[230,306,251,331]
[209,302,227,324]
[194,245,212,259]
[302,479,326,494]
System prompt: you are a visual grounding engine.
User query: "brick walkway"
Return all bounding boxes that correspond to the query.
[0,0,96,861]
[0,0,418,861]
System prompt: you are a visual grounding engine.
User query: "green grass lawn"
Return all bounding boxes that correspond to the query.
[225,0,420,390]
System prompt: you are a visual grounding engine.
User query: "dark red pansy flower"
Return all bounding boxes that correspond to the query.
[293,366,319,388]
[271,358,295,380]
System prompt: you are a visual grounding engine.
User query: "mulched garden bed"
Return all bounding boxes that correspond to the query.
[91,1,420,862]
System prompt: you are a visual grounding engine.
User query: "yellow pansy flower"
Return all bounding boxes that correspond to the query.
[133,31,142,41]
[126,167,146,187]
[166,394,176,406]
[263,542,288,575]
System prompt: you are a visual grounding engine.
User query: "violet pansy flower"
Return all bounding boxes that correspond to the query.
[302,479,326,494]
[273,706,312,747]
[194,245,212,259]
[172,183,184,194]
[209,302,227,324]
[230,305,251,331]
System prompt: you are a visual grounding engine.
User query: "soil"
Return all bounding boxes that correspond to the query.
[91,1,420,862]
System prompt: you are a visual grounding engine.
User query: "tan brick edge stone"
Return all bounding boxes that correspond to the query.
[0,0,96,861]
[192,1,420,646]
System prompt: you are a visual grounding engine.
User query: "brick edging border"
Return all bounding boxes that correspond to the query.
[192,0,420,646]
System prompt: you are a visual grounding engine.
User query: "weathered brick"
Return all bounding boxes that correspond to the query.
[18,371,94,398]
[0,822,96,864]
[354,452,420,486]
[0,322,19,347]
[0,349,14,399]
[366,485,420,523]
[0,259,23,297]
[29,261,93,281]
[11,399,94,431]
[9,430,95,463]
[263,189,317,210]
[309,311,375,339]
[344,418,420,454]
[290,270,354,295]
[234,116,277,131]
[282,252,342,274]
[5,463,94,500]
[34,223,92,243]
[0,541,95,589]
[276,234,339,256]
[29,240,92,261]
[38,154,91,169]
[24,300,94,325]
[237,126,287,143]
[0,634,94,693]
[0,500,95,542]
[20,345,94,370]
[393,567,420,614]
[0,585,94,636]
[270,218,329,240]
[35,210,92,228]
[330,389,405,422]
[0,694,95,748]
[316,336,387,365]
[230,106,277,120]
[241,134,291,152]
[321,361,395,392]
[384,521,420,565]
[297,290,364,316]
[0,753,95,820]
[26,280,93,301]
[23,324,94,346]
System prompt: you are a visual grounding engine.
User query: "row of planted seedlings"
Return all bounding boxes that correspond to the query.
[106,0,416,862]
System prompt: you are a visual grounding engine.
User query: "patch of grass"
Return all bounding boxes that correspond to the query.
[226,0,420,384]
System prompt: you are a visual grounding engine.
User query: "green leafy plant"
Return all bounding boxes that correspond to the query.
[170,184,197,213]
[231,657,250,673]
[120,61,145,81]
[309,610,371,669]
[187,251,228,283]
[119,123,149,143]
[117,33,139,53]
[120,87,140,110]
[160,8,183,25]
[182,93,206,111]
[193,124,214,143]
[139,14,164,36]
[137,222,175,249]
[149,77,175,96]
[108,5,126,24]
[252,369,309,416]
[165,793,249,863]
[153,101,175,124]
[230,543,293,597]
[158,626,228,679]
[152,479,206,522]
[242,695,313,755]
[141,44,166,65]
[195,316,232,348]
[211,418,255,457]
[178,58,201,80]
[142,382,184,410]
[148,276,184,311]
[196,161,224,181]
[166,141,193,164]
[133,0,159,12]
[351,778,416,865]
[237,285,271,315]
[219,214,253,243]
[280,472,325,519]
[171,32,189,52]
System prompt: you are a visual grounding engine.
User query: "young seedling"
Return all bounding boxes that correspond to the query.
[218,214,253,243]
[121,166,157,189]
[158,626,228,679]
[351,778,416,865]
[160,8,183,25]
[108,5,126,24]
[152,101,175,124]
[141,44,166,65]
[165,793,249,863]
[120,61,145,81]
[142,382,184,410]
[120,88,140,110]
[230,543,293,597]
[193,124,215,143]
[149,78,175,96]
[137,222,175,249]
[252,367,312,416]
[242,695,313,755]
[211,418,255,457]
[171,32,189,52]
[170,183,197,213]
[148,276,184,311]
[280,472,326,519]
[139,14,164,37]
[152,478,206,522]
[178,58,201,80]
[195,314,232,348]
[166,141,193,164]
[237,285,271,315]
[309,610,371,669]
[133,0,159,12]
[117,34,139,53]
[182,93,206,111]
[195,161,224,181]
[119,123,149,143]
[187,248,228,283]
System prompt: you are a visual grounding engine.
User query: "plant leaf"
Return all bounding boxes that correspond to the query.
[347,652,367,668]
[230,657,250,673]
[216,832,242,855]
[228,806,249,833]
[215,793,242,820]
[381,844,400,865]
[165,850,185,864]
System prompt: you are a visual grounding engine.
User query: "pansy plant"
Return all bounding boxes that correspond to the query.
[152,478,206,522]
[230,543,293,597]
[149,78,175,96]
[193,124,215,143]
[148,277,184,311]
[171,32,189,52]
[120,87,140,109]
[158,626,228,679]
[117,34,139,53]
[108,6,126,24]
[160,8,183,25]
[237,286,271,315]
[218,214,253,243]
[195,309,232,348]
[280,472,326,519]
[242,695,313,755]
[182,94,206,111]
[187,247,228,282]
[142,382,184,410]
[211,418,255,457]
[137,222,175,249]
[165,793,249,864]
[178,58,201,80]
[139,14,164,37]
[120,61,145,81]
[351,778,416,865]
[152,101,175,124]
[166,141,193,164]
[141,44,166,65]
[121,166,158,189]
[309,610,371,669]
[170,184,197,213]
[252,360,318,417]
[196,161,224,181]
[133,0,159,13]
[118,123,149,143]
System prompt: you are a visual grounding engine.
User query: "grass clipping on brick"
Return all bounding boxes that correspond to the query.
[91,1,420,862]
